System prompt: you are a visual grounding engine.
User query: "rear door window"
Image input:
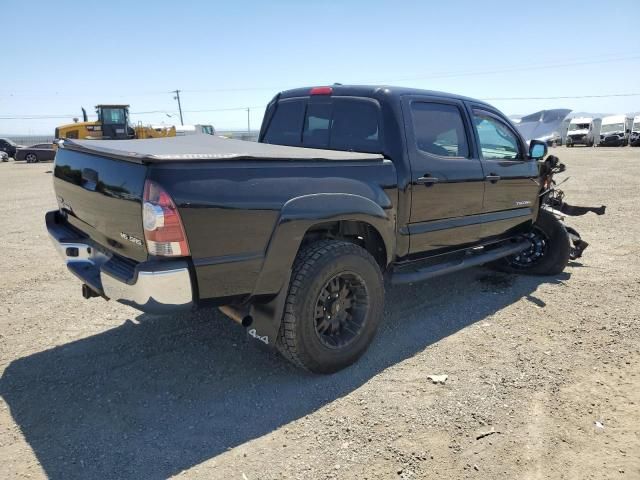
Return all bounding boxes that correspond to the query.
[263,99,305,146]
[410,102,469,157]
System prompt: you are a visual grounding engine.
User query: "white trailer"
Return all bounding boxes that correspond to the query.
[599,115,633,146]
[566,117,601,147]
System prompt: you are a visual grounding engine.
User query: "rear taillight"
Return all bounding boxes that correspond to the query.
[142,180,190,257]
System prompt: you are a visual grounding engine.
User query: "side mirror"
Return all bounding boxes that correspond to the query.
[529,139,547,160]
[626,129,631,134]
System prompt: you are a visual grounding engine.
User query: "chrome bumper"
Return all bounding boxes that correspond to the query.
[46,210,194,314]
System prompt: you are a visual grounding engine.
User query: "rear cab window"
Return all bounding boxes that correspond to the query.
[263,96,382,153]
[263,99,306,146]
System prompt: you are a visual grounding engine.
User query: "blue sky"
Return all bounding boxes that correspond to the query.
[2,0,639,134]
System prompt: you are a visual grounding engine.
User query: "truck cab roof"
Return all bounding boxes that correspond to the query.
[278,84,493,108]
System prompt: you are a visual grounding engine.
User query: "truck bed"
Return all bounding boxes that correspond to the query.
[61,135,384,164]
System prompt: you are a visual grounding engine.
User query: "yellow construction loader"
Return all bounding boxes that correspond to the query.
[55,105,176,141]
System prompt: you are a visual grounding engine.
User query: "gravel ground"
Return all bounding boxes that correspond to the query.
[0,147,638,480]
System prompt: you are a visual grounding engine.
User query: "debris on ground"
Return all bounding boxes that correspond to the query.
[476,429,500,441]
[427,374,448,385]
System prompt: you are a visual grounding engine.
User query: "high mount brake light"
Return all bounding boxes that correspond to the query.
[310,86,333,95]
[142,180,190,257]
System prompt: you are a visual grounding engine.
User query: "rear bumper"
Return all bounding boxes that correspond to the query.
[46,210,194,314]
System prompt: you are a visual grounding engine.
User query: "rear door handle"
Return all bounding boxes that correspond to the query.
[485,174,501,183]
[416,175,439,186]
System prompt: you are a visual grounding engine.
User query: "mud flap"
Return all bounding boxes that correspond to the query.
[245,271,292,350]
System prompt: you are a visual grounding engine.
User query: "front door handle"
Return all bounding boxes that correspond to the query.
[485,174,501,183]
[416,175,439,186]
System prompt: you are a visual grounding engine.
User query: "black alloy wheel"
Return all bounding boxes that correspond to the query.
[313,272,369,349]
[509,228,549,269]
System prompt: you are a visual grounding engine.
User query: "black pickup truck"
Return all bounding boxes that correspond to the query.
[46,85,604,373]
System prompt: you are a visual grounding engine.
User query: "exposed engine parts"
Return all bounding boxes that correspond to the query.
[539,155,606,260]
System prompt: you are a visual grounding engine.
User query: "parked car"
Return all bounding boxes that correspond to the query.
[15,143,56,163]
[0,138,25,158]
[46,85,604,373]
[0,151,8,162]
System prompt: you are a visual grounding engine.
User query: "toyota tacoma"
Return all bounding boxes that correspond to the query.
[46,85,605,373]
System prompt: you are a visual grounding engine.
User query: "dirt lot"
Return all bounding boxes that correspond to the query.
[0,147,638,480]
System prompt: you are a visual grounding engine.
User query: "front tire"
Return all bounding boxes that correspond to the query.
[25,153,38,163]
[277,240,384,373]
[493,210,570,275]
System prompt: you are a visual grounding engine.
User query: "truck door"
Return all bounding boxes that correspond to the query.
[469,107,539,238]
[402,97,486,254]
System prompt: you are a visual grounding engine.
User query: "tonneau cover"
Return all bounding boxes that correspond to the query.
[61,135,384,163]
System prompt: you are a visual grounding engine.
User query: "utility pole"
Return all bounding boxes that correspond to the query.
[247,107,251,133]
[172,89,184,125]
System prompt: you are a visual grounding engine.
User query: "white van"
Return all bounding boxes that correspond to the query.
[175,124,216,136]
[566,117,601,147]
[599,115,633,146]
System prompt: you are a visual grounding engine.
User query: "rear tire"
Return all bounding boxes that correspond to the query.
[276,240,384,373]
[25,153,38,163]
[491,210,570,276]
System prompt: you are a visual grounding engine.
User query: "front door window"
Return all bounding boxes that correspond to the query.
[473,113,520,160]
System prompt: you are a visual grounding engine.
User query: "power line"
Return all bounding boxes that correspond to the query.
[483,93,640,101]
[2,54,638,99]
[3,91,639,122]
[376,55,640,83]
[153,54,640,93]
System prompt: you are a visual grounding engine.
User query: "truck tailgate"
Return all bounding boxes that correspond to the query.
[53,147,148,262]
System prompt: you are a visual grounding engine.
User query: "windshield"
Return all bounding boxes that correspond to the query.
[569,123,590,131]
[100,108,127,125]
[201,125,214,135]
[601,123,624,134]
[633,121,640,133]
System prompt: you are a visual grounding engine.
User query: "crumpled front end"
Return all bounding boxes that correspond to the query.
[538,155,606,260]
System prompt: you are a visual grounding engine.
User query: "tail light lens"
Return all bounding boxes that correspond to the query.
[310,86,333,95]
[142,180,190,257]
